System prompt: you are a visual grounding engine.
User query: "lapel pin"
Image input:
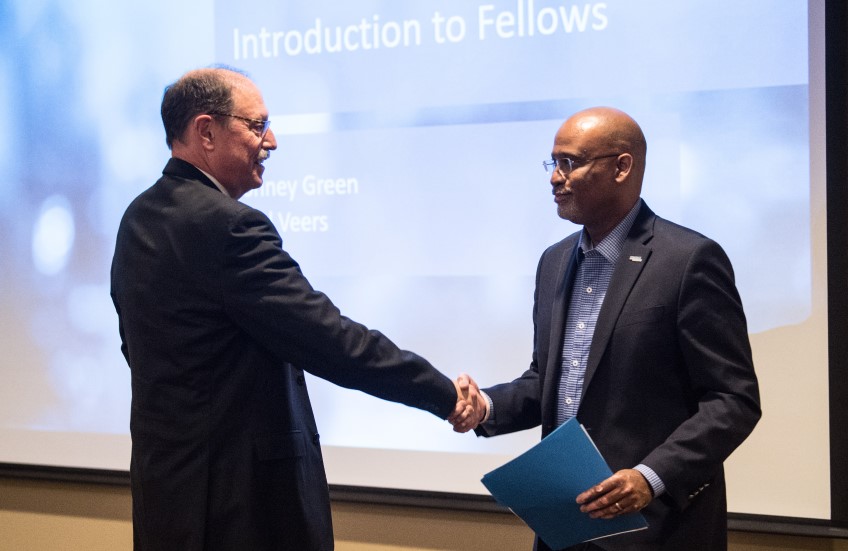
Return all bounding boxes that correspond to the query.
[628,255,643,262]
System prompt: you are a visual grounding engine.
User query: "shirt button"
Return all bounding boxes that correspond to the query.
[586,287,593,293]
[571,360,579,367]
[577,322,586,329]
[565,397,573,405]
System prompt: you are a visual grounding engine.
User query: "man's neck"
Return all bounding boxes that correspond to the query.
[171,153,231,197]
[583,198,642,247]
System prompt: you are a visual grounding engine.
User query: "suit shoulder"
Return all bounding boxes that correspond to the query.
[542,229,581,258]
[647,215,736,275]
[162,174,268,223]
[119,174,275,248]
[651,215,721,249]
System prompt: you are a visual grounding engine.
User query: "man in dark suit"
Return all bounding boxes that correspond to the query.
[110,67,473,551]
[459,107,761,550]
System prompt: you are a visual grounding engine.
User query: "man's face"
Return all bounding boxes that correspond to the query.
[549,116,621,232]
[211,81,277,199]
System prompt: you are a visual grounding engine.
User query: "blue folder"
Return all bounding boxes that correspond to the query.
[481,418,648,550]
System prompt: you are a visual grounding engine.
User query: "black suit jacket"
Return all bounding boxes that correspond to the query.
[111,158,457,551]
[478,201,761,551]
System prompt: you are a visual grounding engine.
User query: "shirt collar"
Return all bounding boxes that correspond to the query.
[579,199,642,263]
[196,167,231,197]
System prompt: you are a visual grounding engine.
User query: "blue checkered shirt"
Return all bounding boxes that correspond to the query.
[555,200,665,496]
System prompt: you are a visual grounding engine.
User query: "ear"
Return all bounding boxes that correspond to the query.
[614,153,634,183]
[193,114,216,152]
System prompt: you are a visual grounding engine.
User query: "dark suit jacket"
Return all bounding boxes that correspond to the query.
[478,201,761,551]
[111,158,458,551]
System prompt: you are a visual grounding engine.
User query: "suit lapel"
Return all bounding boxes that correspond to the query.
[581,204,655,399]
[541,239,581,425]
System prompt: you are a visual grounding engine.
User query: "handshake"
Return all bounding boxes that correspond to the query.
[448,374,488,433]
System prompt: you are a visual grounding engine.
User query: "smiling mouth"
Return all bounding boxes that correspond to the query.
[257,149,270,165]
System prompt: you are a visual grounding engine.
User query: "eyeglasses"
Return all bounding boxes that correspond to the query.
[210,112,271,138]
[542,153,622,177]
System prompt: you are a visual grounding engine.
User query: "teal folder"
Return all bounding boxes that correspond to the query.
[481,418,648,550]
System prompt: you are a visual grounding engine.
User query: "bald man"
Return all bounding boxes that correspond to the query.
[462,108,761,550]
[111,67,473,551]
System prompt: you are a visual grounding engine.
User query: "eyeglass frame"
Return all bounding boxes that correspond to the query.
[542,153,623,177]
[209,112,271,138]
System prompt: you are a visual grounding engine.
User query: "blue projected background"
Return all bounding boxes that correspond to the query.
[0,0,828,520]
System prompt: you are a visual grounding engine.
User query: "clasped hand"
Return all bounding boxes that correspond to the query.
[447,373,487,433]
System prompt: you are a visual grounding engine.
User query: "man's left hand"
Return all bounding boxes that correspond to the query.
[576,469,653,519]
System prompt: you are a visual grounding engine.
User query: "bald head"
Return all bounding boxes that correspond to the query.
[549,107,647,243]
[562,107,647,186]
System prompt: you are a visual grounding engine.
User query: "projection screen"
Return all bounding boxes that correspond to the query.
[0,0,832,524]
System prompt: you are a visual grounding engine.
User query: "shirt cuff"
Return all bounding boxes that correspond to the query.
[479,390,493,424]
[634,464,666,497]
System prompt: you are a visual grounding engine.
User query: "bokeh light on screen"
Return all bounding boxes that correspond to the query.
[32,195,75,276]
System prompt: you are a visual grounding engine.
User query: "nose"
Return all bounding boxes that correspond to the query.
[263,128,278,150]
[550,166,565,187]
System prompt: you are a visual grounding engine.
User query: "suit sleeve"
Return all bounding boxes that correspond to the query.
[641,239,761,507]
[212,207,457,420]
[110,284,130,365]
